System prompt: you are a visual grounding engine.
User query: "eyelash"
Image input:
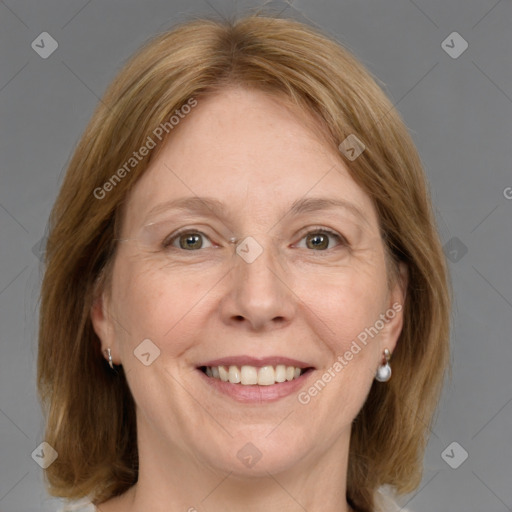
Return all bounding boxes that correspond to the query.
[161,227,349,252]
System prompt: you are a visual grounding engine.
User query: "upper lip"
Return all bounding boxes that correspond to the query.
[198,356,314,369]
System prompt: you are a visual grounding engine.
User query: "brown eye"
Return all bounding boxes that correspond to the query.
[298,228,347,251]
[163,230,213,251]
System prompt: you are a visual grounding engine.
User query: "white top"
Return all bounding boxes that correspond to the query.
[57,486,412,512]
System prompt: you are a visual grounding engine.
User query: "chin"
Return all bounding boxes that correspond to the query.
[198,432,309,477]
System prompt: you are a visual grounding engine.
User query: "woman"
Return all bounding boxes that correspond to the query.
[38,11,451,512]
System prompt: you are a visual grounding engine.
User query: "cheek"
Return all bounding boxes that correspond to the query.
[110,259,209,358]
[298,263,389,357]
[295,273,388,424]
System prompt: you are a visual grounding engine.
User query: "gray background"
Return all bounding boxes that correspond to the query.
[0,0,511,511]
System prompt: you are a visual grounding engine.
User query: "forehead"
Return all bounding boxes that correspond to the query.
[121,86,378,233]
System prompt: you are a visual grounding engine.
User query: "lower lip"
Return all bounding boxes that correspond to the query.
[196,368,315,403]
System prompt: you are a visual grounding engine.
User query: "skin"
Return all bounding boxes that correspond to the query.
[91,86,407,512]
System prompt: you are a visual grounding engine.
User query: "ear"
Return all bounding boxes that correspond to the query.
[90,284,120,364]
[381,261,408,355]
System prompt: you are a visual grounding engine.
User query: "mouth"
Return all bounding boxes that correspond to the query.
[198,364,315,386]
[195,356,315,403]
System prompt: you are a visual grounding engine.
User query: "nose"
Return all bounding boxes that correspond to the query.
[220,235,296,332]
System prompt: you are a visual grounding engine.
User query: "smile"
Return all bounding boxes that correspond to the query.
[200,364,309,385]
[196,356,316,403]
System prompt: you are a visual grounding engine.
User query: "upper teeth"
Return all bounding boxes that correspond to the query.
[205,365,303,385]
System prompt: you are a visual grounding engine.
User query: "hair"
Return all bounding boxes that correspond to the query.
[37,9,452,512]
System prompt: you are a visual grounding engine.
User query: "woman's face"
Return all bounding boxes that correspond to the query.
[92,86,406,477]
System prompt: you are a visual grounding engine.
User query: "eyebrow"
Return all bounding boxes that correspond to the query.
[143,196,369,226]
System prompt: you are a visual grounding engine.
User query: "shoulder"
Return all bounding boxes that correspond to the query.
[374,485,413,512]
[57,498,96,512]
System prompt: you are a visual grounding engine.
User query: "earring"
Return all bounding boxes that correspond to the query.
[105,348,114,369]
[375,348,392,382]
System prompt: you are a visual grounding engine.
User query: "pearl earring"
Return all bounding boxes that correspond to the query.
[375,348,392,382]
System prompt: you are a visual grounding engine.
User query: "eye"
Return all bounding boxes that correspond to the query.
[295,227,348,251]
[161,227,348,252]
[162,229,214,251]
